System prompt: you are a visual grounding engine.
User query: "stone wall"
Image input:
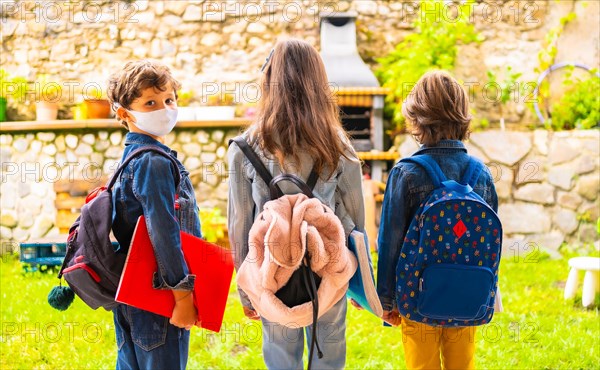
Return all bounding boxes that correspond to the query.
[1,0,599,124]
[398,129,600,256]
[2,128,597,256]
[1,0,598,251]
[0,126,239,242]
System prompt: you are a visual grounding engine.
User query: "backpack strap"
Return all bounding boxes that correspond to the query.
[229,137,320,199]
[269,174,315,200]
[107,147,182,192]
[461,157,485,187]
[306,169,319,191]
[400,155,447,188]
[229,137,283,198]
[303,247,324,367]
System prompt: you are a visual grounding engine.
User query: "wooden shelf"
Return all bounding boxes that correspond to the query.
[357,151,400,161]
[0,118,251,132]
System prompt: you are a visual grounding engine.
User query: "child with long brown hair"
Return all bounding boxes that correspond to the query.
[228,38,365,369]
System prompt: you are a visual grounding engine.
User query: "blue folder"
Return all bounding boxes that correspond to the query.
[347,229,383,317]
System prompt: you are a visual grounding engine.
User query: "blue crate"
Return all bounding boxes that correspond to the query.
[19,241,67,270]
[19,239,120,271]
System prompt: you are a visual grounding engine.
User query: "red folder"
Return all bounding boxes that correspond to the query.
[115,216,234,333]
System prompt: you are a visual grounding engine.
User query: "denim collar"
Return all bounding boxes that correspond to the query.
[414,140,467,155]
[124,132,177,157]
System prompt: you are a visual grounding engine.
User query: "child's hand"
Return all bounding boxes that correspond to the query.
[349,298,363,310]
[382,308,402,327]
[170,291,197,330]
[243,306,260,320]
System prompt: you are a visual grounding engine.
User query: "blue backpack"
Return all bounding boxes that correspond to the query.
[395,155,502,327]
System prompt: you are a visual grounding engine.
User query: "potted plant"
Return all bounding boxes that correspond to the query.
[36,74,62,121]
[195,92,236,120]
[71,101,87,120]
[547,74,600,130]
[0,69,27,122]
[177,89,196,121]
[82,84,111,119]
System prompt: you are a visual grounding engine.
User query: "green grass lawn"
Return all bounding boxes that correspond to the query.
[1,253,598,369]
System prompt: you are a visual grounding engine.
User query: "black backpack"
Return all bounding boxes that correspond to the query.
[230,137,324,368]
[48,147,180,311]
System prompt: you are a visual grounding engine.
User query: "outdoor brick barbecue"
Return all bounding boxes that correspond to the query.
[320,11,392,181]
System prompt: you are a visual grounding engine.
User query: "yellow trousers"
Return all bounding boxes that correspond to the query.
[401,319,476,370]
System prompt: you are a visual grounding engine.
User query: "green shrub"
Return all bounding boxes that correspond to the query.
[199,207,227,243]
[548,76,600,130]
[530,10,577,127]
[375,0,481,135]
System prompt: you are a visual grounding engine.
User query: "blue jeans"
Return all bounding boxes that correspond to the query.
[113,305,189,370]
[261,298,347,370]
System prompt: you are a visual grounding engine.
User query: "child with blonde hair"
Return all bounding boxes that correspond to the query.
[377,70,499,369]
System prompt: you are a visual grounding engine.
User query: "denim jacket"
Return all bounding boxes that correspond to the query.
[377,140,498,311]
[112,132,202,292]
[227,131,366,308]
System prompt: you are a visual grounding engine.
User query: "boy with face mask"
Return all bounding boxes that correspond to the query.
[107,59,201,370]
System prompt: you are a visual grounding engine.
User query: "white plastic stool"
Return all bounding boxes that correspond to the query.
[564,257,600,307]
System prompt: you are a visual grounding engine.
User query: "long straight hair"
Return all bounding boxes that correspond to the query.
[251,39,349,178]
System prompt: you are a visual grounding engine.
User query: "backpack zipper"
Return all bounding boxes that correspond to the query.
[63,263,101,283]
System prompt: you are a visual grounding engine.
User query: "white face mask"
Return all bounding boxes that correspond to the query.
[115,103,178,136]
